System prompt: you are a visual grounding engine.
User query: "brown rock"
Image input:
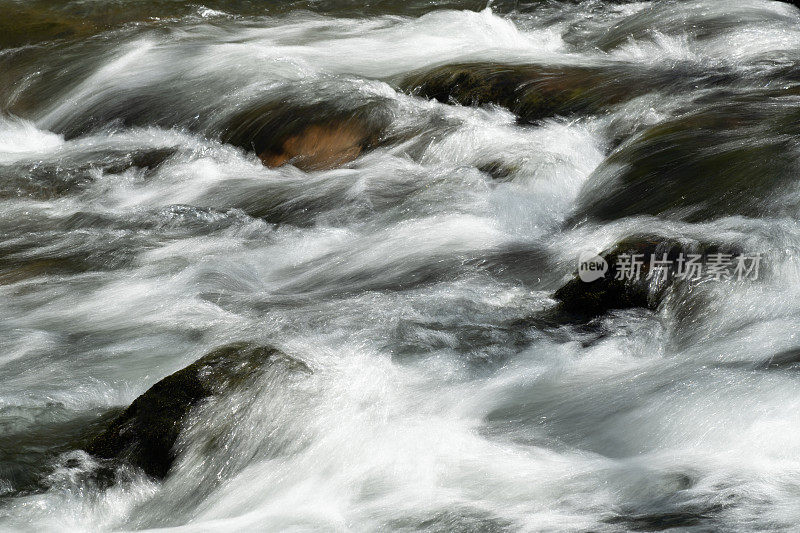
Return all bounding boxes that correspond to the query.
[259,120,367,171]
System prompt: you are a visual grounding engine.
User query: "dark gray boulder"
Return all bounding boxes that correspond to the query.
[552,235,742,320]
[85,343,309,479]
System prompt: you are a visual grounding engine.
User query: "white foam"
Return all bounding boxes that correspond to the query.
[0,116,64,164]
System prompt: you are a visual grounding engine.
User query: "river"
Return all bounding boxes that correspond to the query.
[2,0,800,531]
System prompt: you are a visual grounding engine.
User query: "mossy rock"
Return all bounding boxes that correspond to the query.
[85,343,309,479]
[571,95,800,223]
[552,235,740,320]
[398,62,661,123]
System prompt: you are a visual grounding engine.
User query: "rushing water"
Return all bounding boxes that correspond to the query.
[3,0,800,531]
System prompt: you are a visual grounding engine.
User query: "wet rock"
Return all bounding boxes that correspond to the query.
[0,242,139,285]
[0,7,99,49]
[571,96,800,223]
[85,343,309,479]
[605,508,715,532]
[591,1,799,53]
[0,405,120,496]
[553,236,675,319]
[552,235,740,320]
[219,99,390,171]
[0,147,175,201]
[259,120,368,171]
[0,1,243,50]
[477,161,519,181]
[399,62,662,123]
[0,257,87,285]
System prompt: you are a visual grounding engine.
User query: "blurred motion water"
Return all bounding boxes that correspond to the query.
[2,0,800,531]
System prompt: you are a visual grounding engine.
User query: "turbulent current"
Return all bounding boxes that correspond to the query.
[3,0,800,531]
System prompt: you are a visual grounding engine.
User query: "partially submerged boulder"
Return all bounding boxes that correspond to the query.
[590,1,800,52]
[552,235,741,320]
[259,120,368,171]
[399,62,661,123]
[0,405,120,497]
[219,99,390,171]
[85,343,309,479]
[571,95,800,223]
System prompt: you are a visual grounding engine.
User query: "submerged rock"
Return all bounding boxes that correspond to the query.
[571,95,800,223]
[399,62,662,123]
[552,235,740,320]
[0,1,275,50]
[0,7,99,49]
[590,1,800,53]
[259,120,368,171]
[0,405,120,496]
[85,343,309,479]
[219,99,390,171]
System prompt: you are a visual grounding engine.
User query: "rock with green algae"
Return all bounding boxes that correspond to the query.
[85,343,310,479]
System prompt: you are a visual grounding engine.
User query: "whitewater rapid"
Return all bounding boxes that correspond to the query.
[3,0,800,531]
